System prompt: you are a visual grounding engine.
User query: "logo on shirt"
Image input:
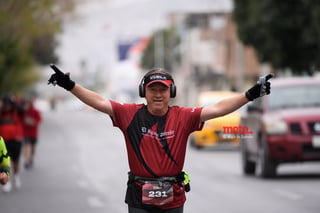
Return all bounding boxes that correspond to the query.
[141,127,175,140]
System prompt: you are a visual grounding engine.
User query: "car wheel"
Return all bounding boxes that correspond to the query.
[241,142,256,175]
[256,141,277,178]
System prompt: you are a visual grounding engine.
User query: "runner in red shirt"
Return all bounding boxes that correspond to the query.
[0,96,24,192]
[110,101,203,210]
[22,99,42,169]
[48,65,272,213]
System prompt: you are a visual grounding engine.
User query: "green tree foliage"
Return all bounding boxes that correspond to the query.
[141,28,180,73]
[0,0,75,96]
[232,0,320,74]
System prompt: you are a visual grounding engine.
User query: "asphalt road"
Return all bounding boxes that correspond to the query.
[1,110,320,213]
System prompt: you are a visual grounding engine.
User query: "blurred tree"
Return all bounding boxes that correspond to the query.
[141,28,180,73]
[0,0,75,96]
[232,0,320,75]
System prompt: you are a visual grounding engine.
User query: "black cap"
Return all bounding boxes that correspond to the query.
[144,72,173,87]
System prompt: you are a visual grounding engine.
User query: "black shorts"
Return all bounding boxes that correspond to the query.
[5,141,22,163]
[24,137,38,145]
[128,206,183,213]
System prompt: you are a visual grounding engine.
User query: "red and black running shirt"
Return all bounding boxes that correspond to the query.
[110,100,204,178]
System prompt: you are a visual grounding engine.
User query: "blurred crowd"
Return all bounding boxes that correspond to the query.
[0,95,42,193]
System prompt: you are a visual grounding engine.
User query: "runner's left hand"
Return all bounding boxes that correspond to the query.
[245,74,273,101]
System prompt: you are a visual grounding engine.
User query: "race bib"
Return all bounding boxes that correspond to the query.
[141,180,174,205]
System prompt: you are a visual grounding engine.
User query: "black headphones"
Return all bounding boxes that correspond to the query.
[139,68,176,98]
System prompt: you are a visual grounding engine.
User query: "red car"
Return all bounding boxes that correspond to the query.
[240,76,320,178]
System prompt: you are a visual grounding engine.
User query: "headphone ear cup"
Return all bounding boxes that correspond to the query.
[139,83,145,97]
[170,84,176,98]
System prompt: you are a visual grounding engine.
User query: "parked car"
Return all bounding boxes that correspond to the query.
[190,91,242,149]
[240,76,320,178]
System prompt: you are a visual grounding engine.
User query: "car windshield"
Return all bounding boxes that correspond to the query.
[268,84,320,110]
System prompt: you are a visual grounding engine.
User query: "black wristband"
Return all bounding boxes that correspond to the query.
[245,91,254,101]
[64,79,75,91]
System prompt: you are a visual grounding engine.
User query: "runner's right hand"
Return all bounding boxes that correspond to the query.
[48,64,75,91]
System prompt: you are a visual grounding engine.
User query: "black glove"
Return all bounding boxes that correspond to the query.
[245,74,273,101]
[48,64,75,91]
